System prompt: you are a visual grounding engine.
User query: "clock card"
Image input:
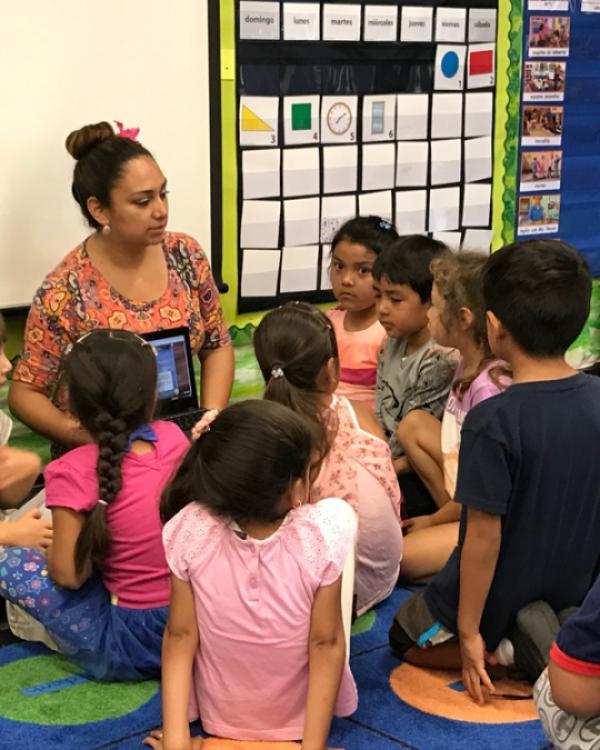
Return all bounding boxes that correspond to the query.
[321,96,358,144]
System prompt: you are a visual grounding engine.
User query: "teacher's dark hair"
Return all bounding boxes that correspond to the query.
[61,329,157,575]
[66,122,153,230]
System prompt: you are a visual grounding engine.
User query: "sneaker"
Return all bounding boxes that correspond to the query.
[508,601,560,683]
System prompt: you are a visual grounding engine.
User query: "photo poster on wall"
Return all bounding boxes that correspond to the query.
[516,2,600,275]
[228,0,499,313]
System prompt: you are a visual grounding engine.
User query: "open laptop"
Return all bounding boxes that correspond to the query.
[142,327,207,434]
[49,326,206,460]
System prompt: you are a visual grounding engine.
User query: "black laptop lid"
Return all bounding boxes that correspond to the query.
[142,327,199,417]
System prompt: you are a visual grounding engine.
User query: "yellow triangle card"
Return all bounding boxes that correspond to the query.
[241,105,274,132]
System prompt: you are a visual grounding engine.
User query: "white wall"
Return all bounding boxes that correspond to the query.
[0,0,212,307]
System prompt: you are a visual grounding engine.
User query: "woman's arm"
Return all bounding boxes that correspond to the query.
[198,344,234,411]
[302,575,346,750]
[46,507,91,588]
[160,575,199,750]
[9,381,90,447]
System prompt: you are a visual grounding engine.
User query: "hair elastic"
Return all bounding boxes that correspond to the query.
[97,499,108,507]
[271,366,284,379]
[114,120,140,142]
[379,220,392,230]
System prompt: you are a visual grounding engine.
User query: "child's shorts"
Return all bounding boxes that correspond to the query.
[534,668,600,749]
[389,590,456,657]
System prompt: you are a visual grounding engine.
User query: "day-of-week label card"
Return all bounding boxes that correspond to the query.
[283,3,320,39]
[323,3,362,41]
[401,6,434,42]
[436,7,467,43]
[364,5,399,41]
[468,8,497,43]
[240,1,281,40]
[582,0,600,11]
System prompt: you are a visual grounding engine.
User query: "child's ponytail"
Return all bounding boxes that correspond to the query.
[161,400,317,524]
[254,303,339,465]
[61,330,157,575]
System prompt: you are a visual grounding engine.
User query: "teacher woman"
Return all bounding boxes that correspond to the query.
[9,122,234,447]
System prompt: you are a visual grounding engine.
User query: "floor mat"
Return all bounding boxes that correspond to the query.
[0,589,549,750]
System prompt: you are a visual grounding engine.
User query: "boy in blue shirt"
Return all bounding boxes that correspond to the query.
[389,239,600,704]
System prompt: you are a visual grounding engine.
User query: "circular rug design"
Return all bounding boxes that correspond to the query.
[390,663,538,723]
[0,652,157,725]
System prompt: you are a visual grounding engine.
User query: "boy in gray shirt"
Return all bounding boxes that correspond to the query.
[373,236,456,471]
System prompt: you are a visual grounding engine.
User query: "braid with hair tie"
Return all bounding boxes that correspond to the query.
[96,413,128,505]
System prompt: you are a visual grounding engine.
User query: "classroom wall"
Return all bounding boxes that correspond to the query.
[0,0,212,308]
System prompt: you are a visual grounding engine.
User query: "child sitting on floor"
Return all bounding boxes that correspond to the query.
[146,400,357,749]
[0,312,49,551]
[0,330,189,679]
[254,301,403,615]
[534,576,600,750]
[389,239,600,704]
[373,235,457,511]
[399,252,511,581]
[327,216,398,407]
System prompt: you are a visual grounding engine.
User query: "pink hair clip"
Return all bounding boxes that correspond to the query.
[115,120,140,142]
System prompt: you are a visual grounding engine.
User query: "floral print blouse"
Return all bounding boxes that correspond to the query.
[14,232,231,397]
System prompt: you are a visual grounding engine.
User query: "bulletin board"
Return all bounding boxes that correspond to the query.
[212,0,510,321]
[512,0,600,277]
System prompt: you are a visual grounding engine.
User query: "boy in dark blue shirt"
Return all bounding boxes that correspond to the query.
[389,239,600,704]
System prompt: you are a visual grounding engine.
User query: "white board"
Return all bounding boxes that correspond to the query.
[0,0,211,307]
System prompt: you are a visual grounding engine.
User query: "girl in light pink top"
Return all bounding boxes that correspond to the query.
[327,216,398,407]
[397,253,511,581]
[254,302,403,615]
[150,400,357,749]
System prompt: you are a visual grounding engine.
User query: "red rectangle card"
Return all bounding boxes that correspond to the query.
[469,49,494,76]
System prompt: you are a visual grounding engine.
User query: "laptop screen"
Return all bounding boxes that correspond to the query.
[141,327,199,415]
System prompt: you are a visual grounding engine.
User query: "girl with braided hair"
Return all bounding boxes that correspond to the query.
[0,330,189,680]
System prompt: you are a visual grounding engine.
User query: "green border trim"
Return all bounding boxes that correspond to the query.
[492,0,523,250]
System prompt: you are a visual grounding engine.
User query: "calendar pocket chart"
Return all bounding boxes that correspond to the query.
[232,0,498,312]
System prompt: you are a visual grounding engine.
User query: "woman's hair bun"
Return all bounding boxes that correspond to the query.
[65,122,115,161]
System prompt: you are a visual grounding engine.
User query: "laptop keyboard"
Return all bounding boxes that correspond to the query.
[170,409,207,435]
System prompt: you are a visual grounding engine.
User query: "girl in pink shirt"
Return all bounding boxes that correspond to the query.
[397,253,511,581]
[254,302,403,615]
[0,330,189,680]
[148,400,357,749]
[327,216,398,407]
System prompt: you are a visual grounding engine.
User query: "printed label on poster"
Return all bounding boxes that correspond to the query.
[582,0,600,11]
[517,195,560,235]
[523,62,566,101]
[521,105,563,146]
[529,0,569,10]
[520,150,562,192]
[528,16,570,57]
